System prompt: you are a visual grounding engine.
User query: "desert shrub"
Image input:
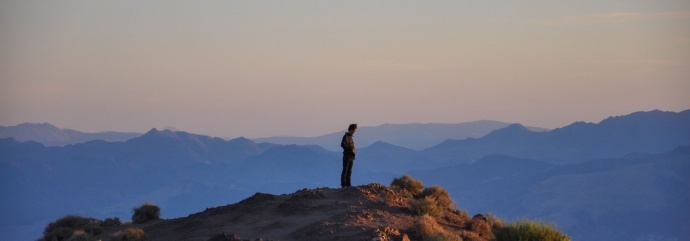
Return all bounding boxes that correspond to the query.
[414,215,463,241]
[413,215,445,239]
[485,213,504,229]
[410,196,443,217]
[468,214,493,239]
[447,209,469,227]
[102,217,122,227]
[459,230,484,241]
[132,203,160,224]
[109,228,148,241]
[425,232,463,241]
[67,230,97,241]
[391,175,424,196]
[41,215,103,241]
[419,186,454,209]
[453,209,469,220]
[493,220,570,241]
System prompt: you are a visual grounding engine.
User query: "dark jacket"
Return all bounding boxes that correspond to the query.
[341,132,356,157]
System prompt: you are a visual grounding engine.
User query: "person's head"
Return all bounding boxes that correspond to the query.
[348,123,357,134]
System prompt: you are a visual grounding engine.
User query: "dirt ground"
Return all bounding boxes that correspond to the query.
[103,183,487,241]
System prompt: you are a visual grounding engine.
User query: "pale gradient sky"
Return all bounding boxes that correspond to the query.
[1,1,689,138]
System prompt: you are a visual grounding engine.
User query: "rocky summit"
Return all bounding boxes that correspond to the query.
[102,183,495,241]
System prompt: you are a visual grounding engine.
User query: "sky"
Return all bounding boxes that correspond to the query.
[1,1,689,138]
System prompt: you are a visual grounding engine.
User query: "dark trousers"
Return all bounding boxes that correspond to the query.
[341,155,355,187]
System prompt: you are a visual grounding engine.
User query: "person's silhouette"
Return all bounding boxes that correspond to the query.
[340,124,357,188]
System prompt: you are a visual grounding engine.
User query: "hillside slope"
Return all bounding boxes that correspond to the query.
[100,183,505,241]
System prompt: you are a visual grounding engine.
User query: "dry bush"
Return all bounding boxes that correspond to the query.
[420,186,454,209]
[493,219,570,241]
[468,214,493,240]
[425,232,463,241]
[102,217,122,227]
[66,230,94,241]
[410,196,443,217]
[446,209,469,227]
[413,215,445,239]
[485,213,504,229]
[132,203,160,224]
[459,230,485,241]
[40,215,103,241]
[391,175,424,196]
[110,228,148,241]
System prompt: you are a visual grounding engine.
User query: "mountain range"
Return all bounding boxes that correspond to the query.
[1,120,547,151]
[254,120,549,151]
[1,109,689,241]
[0,123,141,147]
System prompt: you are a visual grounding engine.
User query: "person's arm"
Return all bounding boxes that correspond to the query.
[341,135,349,150]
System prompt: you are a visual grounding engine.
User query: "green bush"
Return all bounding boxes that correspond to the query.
[419,186,454,209]
[132,203,160,224]
[410,196,443,217]
[391,175,424,196]
[109,228,148,241]
[493,219,570,241]
[40,215,103,241]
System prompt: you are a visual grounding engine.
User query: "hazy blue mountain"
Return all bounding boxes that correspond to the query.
[254,120,549,151]
[357,141,417,174]
[0,130,277,241]
[0,123,141,146]
[418,109,690,166]
[411,146,690,241]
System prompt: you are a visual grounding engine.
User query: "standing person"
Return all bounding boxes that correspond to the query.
[340,124,357,188]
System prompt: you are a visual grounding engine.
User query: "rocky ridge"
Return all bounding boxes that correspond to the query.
[103,183,494,241]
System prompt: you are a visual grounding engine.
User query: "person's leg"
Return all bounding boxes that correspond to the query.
[341,155,349,187]
[345,156,354,187]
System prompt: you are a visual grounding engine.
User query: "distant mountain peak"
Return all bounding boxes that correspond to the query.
[15,122,60,129]
[364,141,413,151]
[483,123,535,139]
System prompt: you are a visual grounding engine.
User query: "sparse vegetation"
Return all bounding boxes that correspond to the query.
[409,196,444,217]
[40,215,103,241]
[485,212,504,229]
[109,228,148,241]
[419,186,454,209]
[413,214,462,241]
[407,184,453,218]
[394,177,572,241]
[102,217,122,227]
[132,203,160,224]
[391,175,424,196]
[425,232,463,241]
[493,219,570,241]
[413,214,445,238]
[66,229,99,241]
[446,209,469,228]
[38,180,571,241]
[467,214,493,239]
[453,209,469,220]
